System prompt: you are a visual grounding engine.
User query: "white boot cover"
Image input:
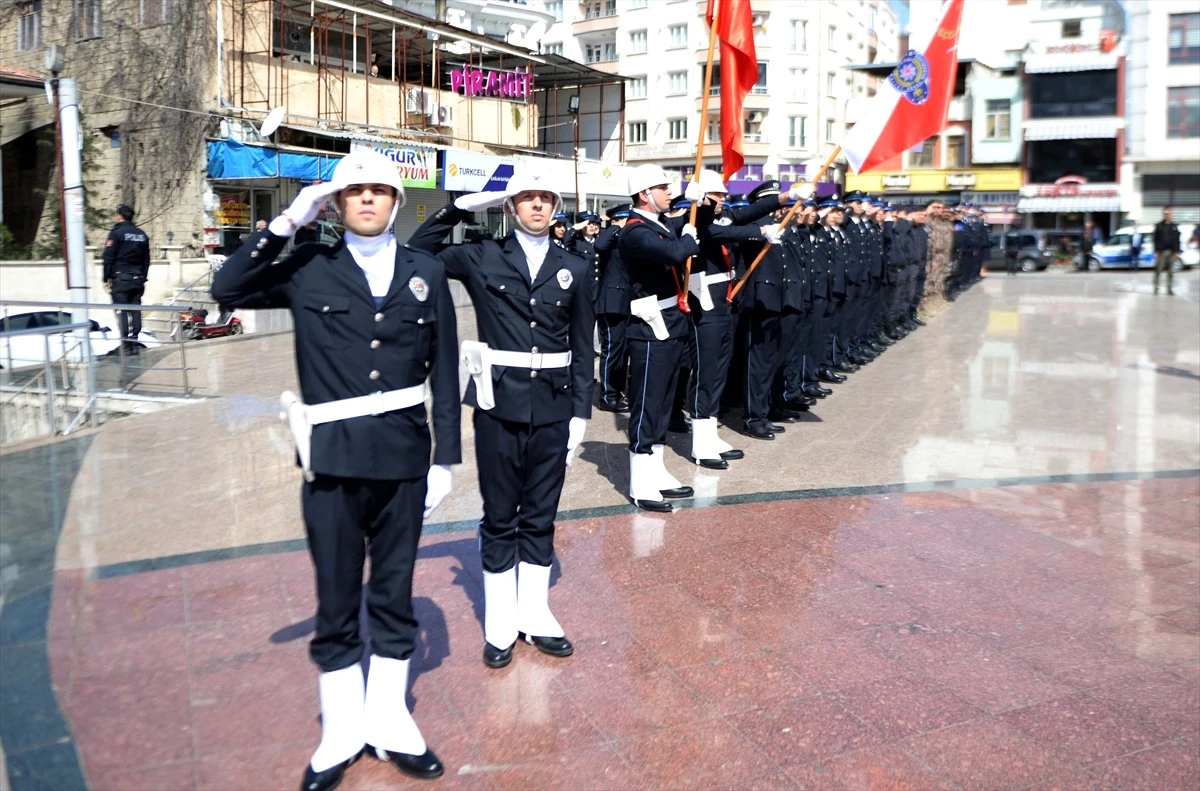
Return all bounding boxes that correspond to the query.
[651,444,685,490]
[690,417,724,463]
[711,418,735,454]
[483,567,518,650]
[629,451,666,502]
[364,656,427,757]
[516,561,565,638]
[310,663,366,772]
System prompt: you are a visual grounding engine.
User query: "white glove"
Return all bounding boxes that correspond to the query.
[684,180,704,201]
[788,183,815,201]
[681,224,698,241]
[454,191,508,212]
[572,220,589,231]
[423,464,453,518]
[565,417,587,467]
[762,224,785,245]
[270,182,342,236]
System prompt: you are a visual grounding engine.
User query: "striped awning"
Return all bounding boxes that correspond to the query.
[1017,196,1122,213]
[1023,52,1120,74]
[1023,118,1123,141]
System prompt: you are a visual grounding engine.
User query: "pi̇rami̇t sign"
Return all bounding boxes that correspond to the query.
[448,64,534,102]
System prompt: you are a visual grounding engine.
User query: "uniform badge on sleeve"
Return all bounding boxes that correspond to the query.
[408,276,429,302]
[556,268,573,289]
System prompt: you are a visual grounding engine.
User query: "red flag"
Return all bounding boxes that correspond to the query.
[842,0,964,174]
[705,0,757,181]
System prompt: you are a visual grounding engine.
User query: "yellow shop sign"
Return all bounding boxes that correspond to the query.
[846,169,1023,193]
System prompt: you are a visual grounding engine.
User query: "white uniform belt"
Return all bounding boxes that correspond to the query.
[705,272,733,284]
[657,296,678,310]
[488,350,572,370]
[305,384,427,424]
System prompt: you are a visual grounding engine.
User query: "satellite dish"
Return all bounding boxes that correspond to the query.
[261,106,287,138]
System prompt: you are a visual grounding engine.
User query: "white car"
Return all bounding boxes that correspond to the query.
[0,311,161,369]
[1088,224,1197,271]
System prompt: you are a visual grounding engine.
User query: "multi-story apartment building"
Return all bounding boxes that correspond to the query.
[1,0,620,266]
[532,0,899,194]
[1122,2,1199,225]
[1015,0,1127,234]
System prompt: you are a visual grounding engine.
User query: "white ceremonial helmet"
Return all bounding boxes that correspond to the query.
[696,169,728,194]
[627,164,673,197]
[331,149,407,203]
[501,168,565,234]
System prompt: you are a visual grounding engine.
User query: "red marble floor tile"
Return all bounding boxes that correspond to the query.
[1154,604,1200,635]
[782,632,905,694]
[87,760,197,791]
[1141,497,1200,528]
[760,555,873,598]
[827,672,985,740]
[901,718,1080,790]
[1004,634,1160,691]
[74,584,187,636]
[189,645,312,704]
[1019,582,1155,634]
[187,610,308,668]
[48,569,85,642]
[66,666,195,773]
[70,623,190,680]
[906,532,1017,571]
[921,650,1076,714]
[917,599,1069,651]
[891,490,976,512]
[341,753,497,791]
[672,651,814,716]
[83,566,187,603]
[47,637,75,697]
[194,741,309,791]
[835,547,949,590]
[1086,737,1200,791]
[806,586,925,631]
[182,556,284,593]
[1093,619,1200,667]
[727,605,851,656]
[622,586,749,669]
[1148,561,1200,591]
[613,718,791,789]
[1085,671,1200,738]
[726,693,885,771]
[192,688,315,758]
[480,743,638,791]
[185,572,291,625]
[998,690,1177,765]
[563,663,712,737]
[786,743,957,791]
[868,622,994,667]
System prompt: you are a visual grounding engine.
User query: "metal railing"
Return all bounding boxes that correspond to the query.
[1,299,201,441]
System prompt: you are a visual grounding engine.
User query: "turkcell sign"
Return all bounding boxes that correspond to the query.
[443,148,517,192]
[350,141,437,189]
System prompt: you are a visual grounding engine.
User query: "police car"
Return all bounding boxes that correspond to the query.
[0,311,161,369]
[1086,224,1197,271]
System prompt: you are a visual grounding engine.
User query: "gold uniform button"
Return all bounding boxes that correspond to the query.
[374,312,385,322]
[369,339,381,349]
[369,370,381,380]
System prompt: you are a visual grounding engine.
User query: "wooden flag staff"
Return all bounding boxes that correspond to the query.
[680,0,722,314]
[726,144,842,304]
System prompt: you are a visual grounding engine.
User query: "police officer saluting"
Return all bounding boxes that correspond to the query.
[101,203,151,351]
[595,204,633,412]
[408,169,593,669]
[212,150,460,790]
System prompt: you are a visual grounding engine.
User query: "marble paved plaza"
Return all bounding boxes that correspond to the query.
[1,270,1198,790]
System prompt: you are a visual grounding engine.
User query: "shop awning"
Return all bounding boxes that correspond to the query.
[1023,52,1120,74]
[1023,118,1123,141]
[207,138,342,181]
[1017,196,1122,213]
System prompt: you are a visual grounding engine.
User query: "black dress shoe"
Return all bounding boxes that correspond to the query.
[719,448,744,460]
[302,751,362,791]
[634,498,672,512]
[372,746,444,780]
[803,384,831,398]
[849,351,874,365]
[835,361,859,373]
[768,408,802,423]
[768,423,786,433]
[660,486,694,498]
[692,456,729,470]
[744,422,775,440]
[597,397,630,413]
[483,641,514,668]
[668,414,690,433]
[782,396,816,409]
[522,633,575,657]
[913,317,927,326]
[819,369,847,384]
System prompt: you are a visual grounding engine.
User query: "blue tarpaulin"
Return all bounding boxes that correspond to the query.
[207,138,341,181]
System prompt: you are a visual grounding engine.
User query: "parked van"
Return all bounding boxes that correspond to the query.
[1085,224,1197,271]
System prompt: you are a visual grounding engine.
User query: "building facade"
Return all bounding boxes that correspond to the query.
[531,0,899,193]
[1122,1,1199,226]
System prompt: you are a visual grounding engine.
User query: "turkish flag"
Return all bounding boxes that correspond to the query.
[706,0,758,181]
[842,0,964,174]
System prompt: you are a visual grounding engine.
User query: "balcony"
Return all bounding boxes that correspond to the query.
[697,87,771,112]
[947,95,970,122]
[572,13,618,35]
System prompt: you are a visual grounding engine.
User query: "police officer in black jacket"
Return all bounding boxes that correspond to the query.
[102,203,151,346]
[620,164,700,512]
[212,150,460,791]
[407,169,593,670]
[595,205,632,412]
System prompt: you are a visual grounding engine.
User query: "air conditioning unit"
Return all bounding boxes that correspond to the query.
[434,104,455,125]
[747,111,765,124]
[752,13,767,27]
[404,88,427,114]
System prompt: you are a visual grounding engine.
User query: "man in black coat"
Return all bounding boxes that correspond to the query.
[407,169,593,670]
[1153,207,1182,295]
[212,150,459,790]
[101,203,151,347]
[595,205,632,412]
[619,164,701,512]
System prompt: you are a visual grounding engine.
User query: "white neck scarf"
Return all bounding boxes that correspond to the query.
[344,230,396,298]
[514,229,550,282]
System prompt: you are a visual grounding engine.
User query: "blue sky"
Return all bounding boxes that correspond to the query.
[890,0,909,31]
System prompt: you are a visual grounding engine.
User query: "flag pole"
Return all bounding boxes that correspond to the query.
[726,143,842,303]
[680,0,722,313]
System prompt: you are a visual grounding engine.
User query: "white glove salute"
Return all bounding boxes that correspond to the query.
[565,417,587,467]
[269,181,341,237]
[454,192,509,213]
[684,180,704,202]
[788,183,815,201]
[762,224,785,245]
[681,223,698,241]
[572,220,589,231]
[423,464,453,518]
